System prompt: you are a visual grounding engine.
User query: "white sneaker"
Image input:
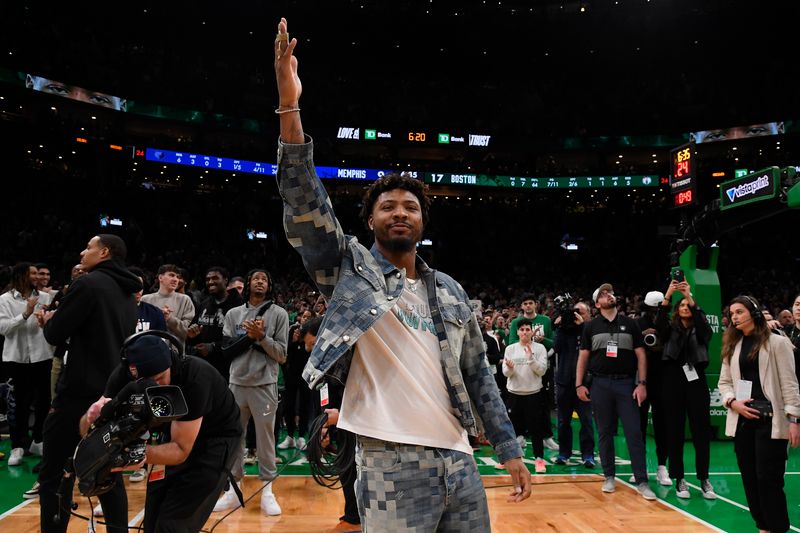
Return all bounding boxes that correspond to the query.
[261,487,282,516]
[213,481,242,512]
[130,467,147,483]
[628,475,636,483]
[602,476,616,493]
[637,482,657,501]
[656,465,672,486]
[8,447,24,466]
[516,435,526,448]
[277,436,295,450]
[93,503,104,517]
[543,437,559,450]
[29,441,44,456]
[23,481,39,499]
[296,437,307,450]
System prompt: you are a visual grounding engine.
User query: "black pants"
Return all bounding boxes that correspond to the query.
[336,428,360,524]
[735,417,790,533]
[39,399,128,533]
[638,367,668,466]
[507,390,546,458]
[8,360,51,448]
[555,382,594,459]
[143,436,240,533]
[283,373,311,438]
[541,360,555,438]
[662,363,711,480]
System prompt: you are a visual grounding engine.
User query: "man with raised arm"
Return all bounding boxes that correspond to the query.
[273,17,530,531]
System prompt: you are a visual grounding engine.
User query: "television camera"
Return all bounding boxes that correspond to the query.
[71,379,188,497]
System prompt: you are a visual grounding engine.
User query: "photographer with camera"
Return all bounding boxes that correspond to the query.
[635,290,671,487]
[552,299,596,467]
[655,278,716,500]
[82,332,242,533]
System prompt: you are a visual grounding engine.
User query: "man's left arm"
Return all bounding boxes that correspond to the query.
[145,417,202,466]
[633,345,648,406]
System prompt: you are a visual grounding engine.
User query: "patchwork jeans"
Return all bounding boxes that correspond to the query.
[355,436,491,532]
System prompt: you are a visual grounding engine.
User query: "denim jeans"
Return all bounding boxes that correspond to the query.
[355,437,490,532]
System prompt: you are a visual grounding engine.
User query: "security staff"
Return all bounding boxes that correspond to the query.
[83,333,241,533]
[575,283,656,500]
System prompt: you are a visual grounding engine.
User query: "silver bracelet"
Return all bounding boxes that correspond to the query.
[275,107,300,114]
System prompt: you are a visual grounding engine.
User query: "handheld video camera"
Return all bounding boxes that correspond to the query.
[73,380,188,497]
[553,292,576,328]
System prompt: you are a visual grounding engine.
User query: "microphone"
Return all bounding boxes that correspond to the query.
[734,316,753,329]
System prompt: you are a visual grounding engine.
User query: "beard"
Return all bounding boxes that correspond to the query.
[378,234,417,253]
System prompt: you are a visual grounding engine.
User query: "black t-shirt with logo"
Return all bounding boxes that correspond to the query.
[581,313,644,376]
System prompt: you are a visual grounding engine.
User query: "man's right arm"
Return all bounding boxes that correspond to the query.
[275,18,345,300]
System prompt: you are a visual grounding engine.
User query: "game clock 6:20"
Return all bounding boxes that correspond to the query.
[408,132,427,142]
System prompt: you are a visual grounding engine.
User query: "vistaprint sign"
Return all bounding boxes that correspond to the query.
[720,166,778,210]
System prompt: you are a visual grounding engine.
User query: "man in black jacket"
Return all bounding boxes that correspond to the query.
[37,234,141,533]
[553,302,595,467]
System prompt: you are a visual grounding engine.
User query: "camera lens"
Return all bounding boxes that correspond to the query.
[644,333,657,347]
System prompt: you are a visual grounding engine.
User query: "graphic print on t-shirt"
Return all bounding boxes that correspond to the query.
[393,290,436,336]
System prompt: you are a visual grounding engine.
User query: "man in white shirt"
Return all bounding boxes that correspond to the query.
[0,262,53,466]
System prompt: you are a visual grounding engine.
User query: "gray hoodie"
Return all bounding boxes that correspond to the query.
[223,301,289,386]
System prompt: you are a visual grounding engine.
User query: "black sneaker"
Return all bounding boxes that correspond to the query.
[553,456,568,465]
[583,458,596,469]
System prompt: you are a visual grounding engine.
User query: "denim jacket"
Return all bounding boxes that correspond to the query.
[276,137,521,462]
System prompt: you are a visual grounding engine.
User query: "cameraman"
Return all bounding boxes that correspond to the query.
[552,301,595,467]
[82,334,242,533]
[636,291,670,486]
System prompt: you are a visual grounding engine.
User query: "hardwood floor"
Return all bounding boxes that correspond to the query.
[2,475,712,532]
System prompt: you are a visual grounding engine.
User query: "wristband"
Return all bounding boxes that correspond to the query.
[788,415,800,424]
[725,397,735,409]
[576,384,586,390]
[637,380,647,386]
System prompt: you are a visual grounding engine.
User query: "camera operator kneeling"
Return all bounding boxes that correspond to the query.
[82,334,242,533]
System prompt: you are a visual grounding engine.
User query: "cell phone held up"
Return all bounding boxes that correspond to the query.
[671,269,684,282]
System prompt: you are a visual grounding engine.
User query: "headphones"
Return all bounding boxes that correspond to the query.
[737,295,765,327]
[120,330,184,377]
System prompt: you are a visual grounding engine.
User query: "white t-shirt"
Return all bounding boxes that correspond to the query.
[338,278,472,455]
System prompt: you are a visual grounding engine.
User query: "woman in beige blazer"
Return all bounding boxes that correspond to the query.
[718,295,800,533]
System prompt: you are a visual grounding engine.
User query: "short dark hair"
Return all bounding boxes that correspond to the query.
[300,316,323,338]
[520,293,537,304]
[34,263,49,270]
[359,173,431,229]
[206,266,230,281]
[97,234,127,261]
[157,264,180,275]
[516,318,533,331]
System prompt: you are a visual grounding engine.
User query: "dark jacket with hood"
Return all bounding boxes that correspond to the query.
[44,259,141,407]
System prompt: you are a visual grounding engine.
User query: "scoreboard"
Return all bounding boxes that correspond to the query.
[670,142,696,208]
[336,127,492,147]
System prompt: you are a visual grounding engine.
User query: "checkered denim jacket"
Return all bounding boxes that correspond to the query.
[277,138,521,462]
